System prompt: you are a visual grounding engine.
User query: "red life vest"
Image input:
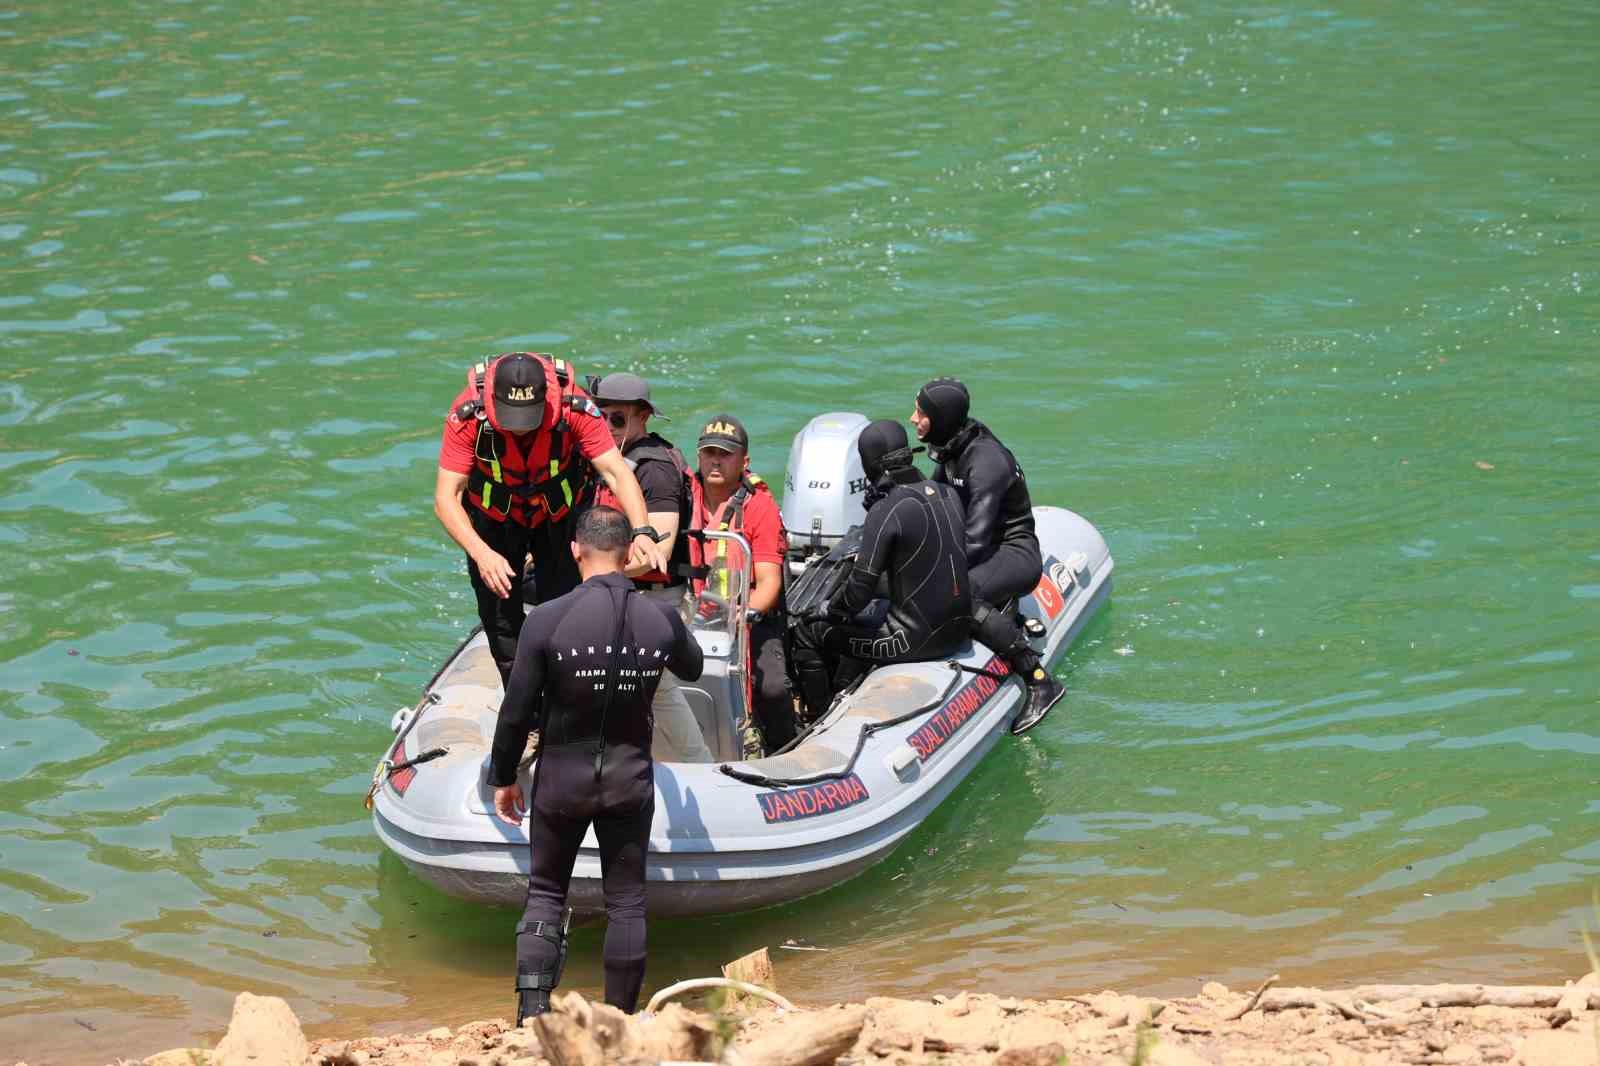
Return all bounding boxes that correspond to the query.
[595,434,693,584]
[688,470,772,599]
[459,354,598,528]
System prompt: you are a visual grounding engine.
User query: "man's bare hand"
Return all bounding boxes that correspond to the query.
[474,549,517,599]
[628,534,667,575]
[493,783,527,826]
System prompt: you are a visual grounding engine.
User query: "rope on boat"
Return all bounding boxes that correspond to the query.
[946,660,1009,681]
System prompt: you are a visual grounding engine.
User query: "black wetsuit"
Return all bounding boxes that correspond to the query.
[916,381,1063,728]
[489,571,704,1014]
[790,473,971,718]
[930,419,1043,606]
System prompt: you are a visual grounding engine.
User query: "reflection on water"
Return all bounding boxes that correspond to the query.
[4,0,1599,1060]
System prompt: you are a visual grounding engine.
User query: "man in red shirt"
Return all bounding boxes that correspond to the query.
[434,352,666,684]
[690,414,798,753]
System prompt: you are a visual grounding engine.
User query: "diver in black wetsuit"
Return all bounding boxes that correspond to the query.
[487,506,704,1024]
[913,378,1065,734]
[789,420,972,721]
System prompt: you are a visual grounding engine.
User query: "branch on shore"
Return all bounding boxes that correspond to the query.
[1222,972,1279,1020]
[1254,984,1600,1015]
[646,977,797,1014]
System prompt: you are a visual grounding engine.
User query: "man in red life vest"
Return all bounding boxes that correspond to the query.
[434,352,667,685]
[689,414,799,754]
[588,372,713,762]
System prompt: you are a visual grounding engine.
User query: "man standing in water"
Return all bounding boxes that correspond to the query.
[488,506,703,1023]
[912,378,1065,733]
[434,353,666,686]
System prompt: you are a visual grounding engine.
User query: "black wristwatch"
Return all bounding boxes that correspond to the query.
[631,525,667,543]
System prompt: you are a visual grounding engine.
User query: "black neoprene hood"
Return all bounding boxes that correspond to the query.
[857,419,912,482]
[916,377,970,445]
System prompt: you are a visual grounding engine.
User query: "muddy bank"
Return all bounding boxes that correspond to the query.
[74,968,1599,1066]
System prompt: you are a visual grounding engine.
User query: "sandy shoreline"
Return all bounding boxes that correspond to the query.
[58,968,1597,1066]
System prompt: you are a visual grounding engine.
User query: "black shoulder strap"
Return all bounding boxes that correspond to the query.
[724,479,754,527]
[592,585,631,779]
[473,415,500,463]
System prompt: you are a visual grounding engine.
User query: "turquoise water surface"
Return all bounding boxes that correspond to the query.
[2,0,1597,1061]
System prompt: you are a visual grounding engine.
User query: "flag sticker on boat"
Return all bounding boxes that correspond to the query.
[1030,550,1068,617]
[907,654,1010,762]
[757,774,870,824]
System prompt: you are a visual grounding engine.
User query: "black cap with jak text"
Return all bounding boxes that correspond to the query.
[490,353,547,432]
[697,414,748,453]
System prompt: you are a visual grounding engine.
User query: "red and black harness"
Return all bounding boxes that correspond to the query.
[457,355,597,526]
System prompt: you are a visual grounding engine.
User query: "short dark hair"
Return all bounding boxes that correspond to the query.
[575,505,631,554]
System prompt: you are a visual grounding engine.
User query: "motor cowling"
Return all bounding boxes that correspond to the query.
[780,412,870,565]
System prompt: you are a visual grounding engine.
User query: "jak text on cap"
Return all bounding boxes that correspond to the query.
[697,414,748,453]
[490,353,547,433]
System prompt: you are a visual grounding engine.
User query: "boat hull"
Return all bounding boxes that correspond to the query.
[372,506,1111,915]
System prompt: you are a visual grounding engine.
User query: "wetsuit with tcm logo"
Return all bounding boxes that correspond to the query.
[790,449,973,722]
[488,571,704,1017]
[439,355,614,683]
[687,471,797,752]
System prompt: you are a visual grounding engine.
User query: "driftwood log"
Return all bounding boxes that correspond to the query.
[725,1005,868,1066]
[721,946,779,1011]
[532,992,720,1065]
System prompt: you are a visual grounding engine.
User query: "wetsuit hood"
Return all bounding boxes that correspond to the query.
[858,419,921,509]
[915,378,970,446]
[858,419,916,482]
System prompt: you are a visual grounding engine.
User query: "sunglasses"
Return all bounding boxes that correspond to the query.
[605,410,628,429]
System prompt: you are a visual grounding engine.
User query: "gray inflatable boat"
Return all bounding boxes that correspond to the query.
[370,413,1112,915]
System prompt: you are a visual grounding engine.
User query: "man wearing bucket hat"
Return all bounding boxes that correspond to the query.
[435,352,667,686]
[588,372,714,763]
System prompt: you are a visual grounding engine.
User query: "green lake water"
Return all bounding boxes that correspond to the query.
[2,0,1597,1061]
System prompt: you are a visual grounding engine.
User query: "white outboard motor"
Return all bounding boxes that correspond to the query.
[780,412,870,570]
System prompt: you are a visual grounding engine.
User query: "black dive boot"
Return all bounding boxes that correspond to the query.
[1010,657,1065,735]
[973,604,1064,735]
